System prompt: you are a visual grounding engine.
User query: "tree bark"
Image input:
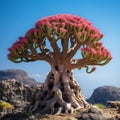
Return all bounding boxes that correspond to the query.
[28,65,89,115]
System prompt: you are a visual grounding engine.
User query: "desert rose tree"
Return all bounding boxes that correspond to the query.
[8,14,112,114]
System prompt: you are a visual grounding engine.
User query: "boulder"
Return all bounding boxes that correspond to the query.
[87,86,120,105]
[77,106,115,120]
[107,101,120,112]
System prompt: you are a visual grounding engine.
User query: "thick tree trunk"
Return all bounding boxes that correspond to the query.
[28,65,89,115]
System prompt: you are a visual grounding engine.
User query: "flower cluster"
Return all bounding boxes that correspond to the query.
[8,37,28,52]
[35,14,103,41]
[8,37,27,60]
[8,28,41,61]
[81,42,112,63]
[26,28,41,40]
[8,14,112,65]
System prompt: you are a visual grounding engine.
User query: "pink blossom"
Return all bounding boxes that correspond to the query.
[90,48,97,55]
[99,34,104,39]
[97,50,102,56]
[35,14,103,39]
[82,31,87,35]
[77,24,83,28]
[60,28,67,33]
[18,37,28,44]
[54,27,58,31]
[77,32,82,37]
[108,55,112,60]
[96,42,103,47]
[92,66,96,71]
[16,44,24,48]
[100,46,105,51]
[26,28,40,35]
[8,46,15,52]
[81,47,86,51]
[46,22,52,28]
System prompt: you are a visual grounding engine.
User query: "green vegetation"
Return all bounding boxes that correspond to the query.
[0,100,14,114]
[95,103,105,109]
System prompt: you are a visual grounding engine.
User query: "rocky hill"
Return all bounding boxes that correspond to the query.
[87,86,120,105]
[0,69,38,86]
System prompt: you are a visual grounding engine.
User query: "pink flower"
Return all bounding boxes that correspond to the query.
[77,32,82,37]
[46,22,52,28]
[82,31,87,36]
[54,26,58,31]
[96,42,103,47]
[8,46,15,52]
[77,24,83,28]
[90,48,97,55]
[26,28,40,36]
[60,28,67,33]
[18,37,28,44]
[92,66,96,71]
[81,47,86,51]
[107,54,112,60]
[97,50,102,56]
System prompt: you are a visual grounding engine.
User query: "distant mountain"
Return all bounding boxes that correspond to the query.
[87,86,120,105]
[0,69,38,86]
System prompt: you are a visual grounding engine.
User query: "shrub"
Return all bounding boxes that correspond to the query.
[95,103,105,109]
[0,100,14,114]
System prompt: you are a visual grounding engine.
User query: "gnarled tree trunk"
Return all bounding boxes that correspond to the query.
[28,65,88,115]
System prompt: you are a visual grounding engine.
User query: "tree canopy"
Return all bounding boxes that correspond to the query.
[8,14,112,72]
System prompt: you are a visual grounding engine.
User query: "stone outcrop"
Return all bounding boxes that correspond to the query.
[87,86,120,105]
[0,79,33,112]
[0,69,38,86]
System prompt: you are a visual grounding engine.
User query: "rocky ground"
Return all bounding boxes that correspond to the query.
[1,105,120,120]
[0,79,120,120]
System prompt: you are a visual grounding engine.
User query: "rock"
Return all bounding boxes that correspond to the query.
[0,79,34,115]
[116,114,120,120]
[0,69,38,86]
[0,79,42,119]
[107,101,120,113]
[0,112,29,120]
[87,86,120,105]
[77,106,115,120]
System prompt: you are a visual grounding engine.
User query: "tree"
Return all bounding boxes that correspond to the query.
[8,14,112,114]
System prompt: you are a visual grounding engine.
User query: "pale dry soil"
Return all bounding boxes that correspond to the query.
[32,107,119,120]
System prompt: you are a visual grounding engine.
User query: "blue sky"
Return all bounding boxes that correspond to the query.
[0,0,120,98]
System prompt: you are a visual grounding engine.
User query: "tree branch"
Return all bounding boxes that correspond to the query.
[17,52,54,66]
[66,39,82,61]
[47,35,62,65]
[38,39,53,58]
[70,58,96,70]
[61,37,69,59]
